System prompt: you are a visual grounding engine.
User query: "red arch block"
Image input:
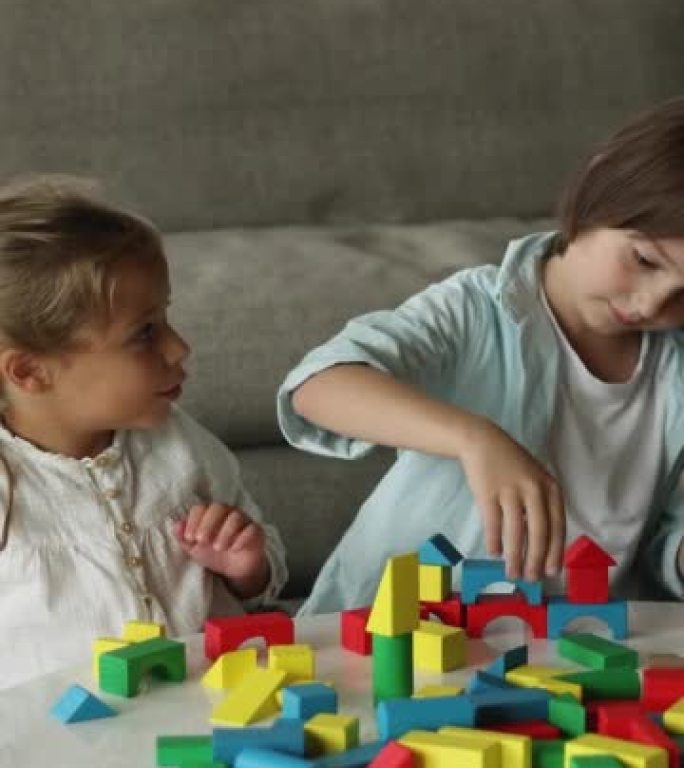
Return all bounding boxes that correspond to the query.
[465,594,547,638]
[204,611,294,660]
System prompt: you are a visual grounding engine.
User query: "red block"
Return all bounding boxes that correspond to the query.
[586,699,641,731]
[421,595,464,627]
[204,611,294,660]
[340,607,372,656]
[564,535,615,604]
[368,740,416,767]
[630,714,680,768]
[593,700,679,768]
[642,668,684,711]
[465,594,547,639]
[489,720,562,739]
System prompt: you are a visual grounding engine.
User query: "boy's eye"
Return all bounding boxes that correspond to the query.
[633,250,658,270]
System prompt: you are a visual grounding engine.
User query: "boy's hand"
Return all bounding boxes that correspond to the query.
[174,503,270,598]
[460,417,566,582]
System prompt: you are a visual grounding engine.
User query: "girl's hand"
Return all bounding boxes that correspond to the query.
[460,416,566,582]
[174,503,270,598]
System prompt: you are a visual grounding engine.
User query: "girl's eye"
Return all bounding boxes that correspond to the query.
[133,323,156,343]
[633,250,658,270]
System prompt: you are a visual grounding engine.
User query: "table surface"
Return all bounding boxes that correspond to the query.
[2,602,684,768]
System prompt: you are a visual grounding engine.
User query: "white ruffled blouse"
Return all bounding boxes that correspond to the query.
[0,405,287,689]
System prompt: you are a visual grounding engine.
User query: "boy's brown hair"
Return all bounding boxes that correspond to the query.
[557,96,684,251]
[0,174,164,353]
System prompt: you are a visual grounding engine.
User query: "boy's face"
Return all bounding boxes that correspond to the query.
[553,228,684,337]
[47,257,190,432]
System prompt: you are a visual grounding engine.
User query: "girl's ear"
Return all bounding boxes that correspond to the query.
[0,349,52,394]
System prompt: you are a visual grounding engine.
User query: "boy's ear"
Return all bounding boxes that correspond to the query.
[0,349,52,393]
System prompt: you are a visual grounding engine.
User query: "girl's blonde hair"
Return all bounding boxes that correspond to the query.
[0,174,165,353]
[0,174,165,550]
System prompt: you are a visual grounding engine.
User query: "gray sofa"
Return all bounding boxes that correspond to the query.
[2,1,683,600]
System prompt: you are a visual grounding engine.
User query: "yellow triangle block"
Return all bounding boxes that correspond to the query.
[202,647,258,690]
[506,665,582,700]
[210,668,287,726]
[366,552,419,637]
[663,696,684,734]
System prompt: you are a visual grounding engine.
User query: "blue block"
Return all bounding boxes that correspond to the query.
[235,749,313,768]
[418,534,463,567]
[281,683,338,720]
[316,741,384,767]
[484,644,528,677]
[461,559,542,605]
[470,686,550,725]
[213,720,306,763]
[546,597,628,640]
[466,671,516,694]
[376,695,475,741]
[49,684,116,724]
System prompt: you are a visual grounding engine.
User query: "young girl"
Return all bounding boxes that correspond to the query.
[0,176,287,688]
[278,96,684,615]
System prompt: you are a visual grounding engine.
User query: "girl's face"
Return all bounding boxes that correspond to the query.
[47,258,190,433]
[551,228,684,338]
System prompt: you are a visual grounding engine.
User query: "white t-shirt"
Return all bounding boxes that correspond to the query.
[0,405,287,689]
[541,290,666,597]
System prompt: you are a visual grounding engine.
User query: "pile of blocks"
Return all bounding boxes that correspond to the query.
[47,535,684,768]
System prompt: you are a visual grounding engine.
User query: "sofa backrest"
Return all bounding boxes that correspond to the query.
[1,1,683,229]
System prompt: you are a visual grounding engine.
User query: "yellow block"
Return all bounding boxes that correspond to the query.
[202,647,258,690]
[304,713,359,756]
[413,620,465,672]
[121,620,166,642]
[419,564,450,602]
[414,683,464,698]
[506,665,582,700]
[210,668,286,726]
[366,553,419,637]
[92,637,130,680]
[564,734,668,768]
[663,696,684,734]
[441,726,530,768]
[399,729,500,768]
[268,643,315,683]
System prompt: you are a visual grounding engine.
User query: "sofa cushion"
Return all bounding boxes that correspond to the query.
[167,218,553,446]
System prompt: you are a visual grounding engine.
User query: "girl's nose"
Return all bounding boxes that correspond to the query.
[165,326,191,365]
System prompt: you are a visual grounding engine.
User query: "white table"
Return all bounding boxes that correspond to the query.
[2,603,684,768]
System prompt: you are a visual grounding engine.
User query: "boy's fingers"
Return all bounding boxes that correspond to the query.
[502,496,525,580]
[480,498,503,557]
[545,482,566,576]
[522,485,548,582]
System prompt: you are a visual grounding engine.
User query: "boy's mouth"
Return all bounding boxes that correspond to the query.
[158,376,185,399]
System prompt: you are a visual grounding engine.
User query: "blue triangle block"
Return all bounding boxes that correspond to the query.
[50,684,116,723]
[418,533,463,566]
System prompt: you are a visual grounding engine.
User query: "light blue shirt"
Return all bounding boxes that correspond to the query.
[277,232,684,614]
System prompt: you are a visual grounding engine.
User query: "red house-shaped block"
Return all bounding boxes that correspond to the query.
[564,535,615,604]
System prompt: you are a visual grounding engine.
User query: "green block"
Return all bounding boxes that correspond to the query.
[549,693,586,736]
[532,739,566,768]
[156,735,216,766]
[557,669,640,700]
[569,756,623,767]
[100,637,186,697]
[558,633,638,670]
[372,633,413,704]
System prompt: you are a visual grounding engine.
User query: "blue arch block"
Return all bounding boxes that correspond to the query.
[461,559,542,605]
[546,597,628,639]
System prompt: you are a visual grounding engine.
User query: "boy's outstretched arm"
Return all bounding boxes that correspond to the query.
[293,363,565,582]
